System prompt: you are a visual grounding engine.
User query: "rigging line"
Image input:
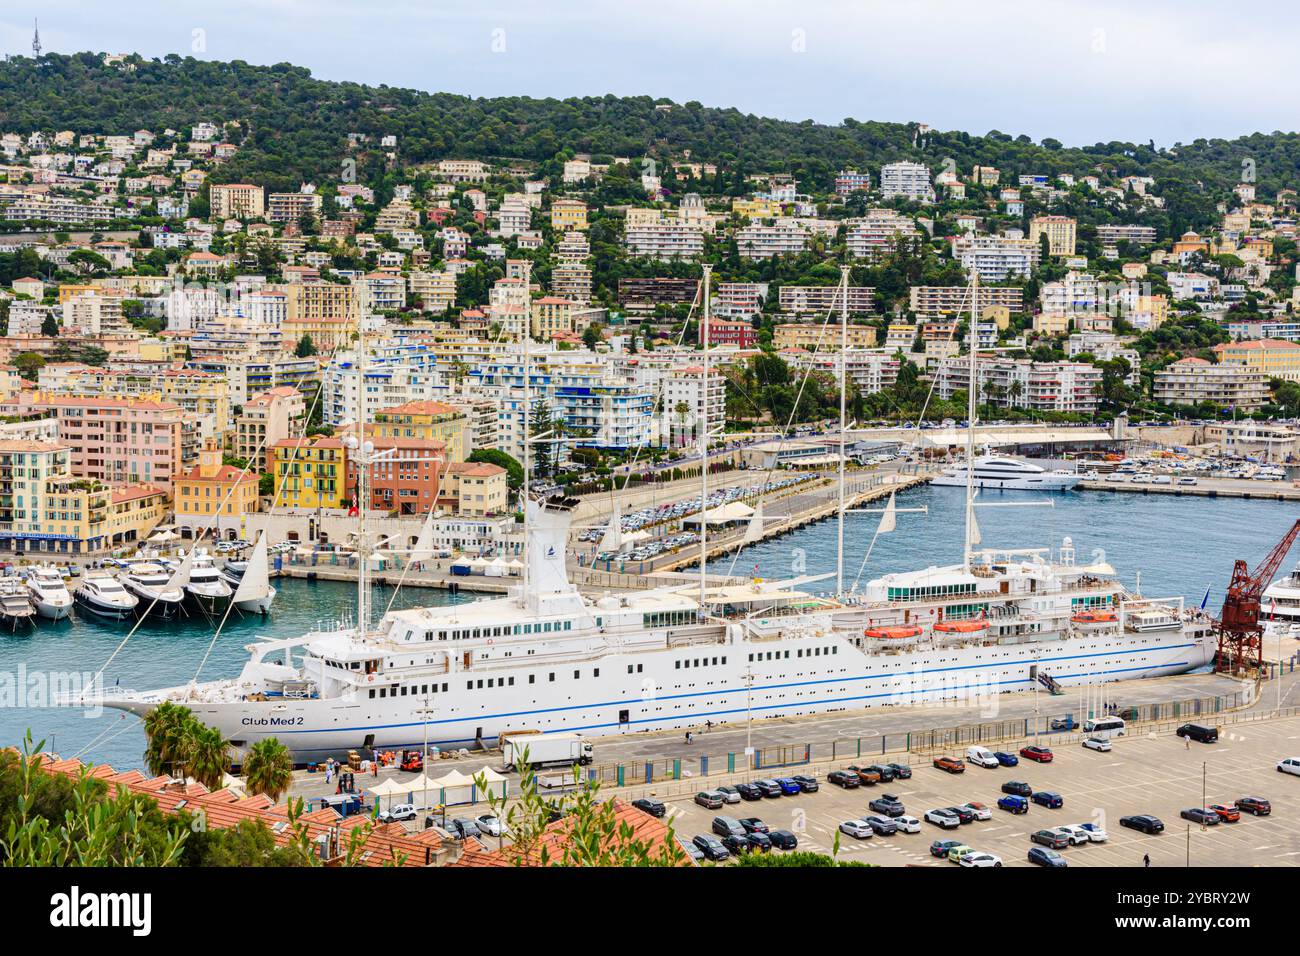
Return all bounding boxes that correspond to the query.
[69,714,136,762]
[724,267,850,579]
[188,311,365,689]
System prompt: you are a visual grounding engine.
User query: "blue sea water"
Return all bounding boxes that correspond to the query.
[2,485,1294,770]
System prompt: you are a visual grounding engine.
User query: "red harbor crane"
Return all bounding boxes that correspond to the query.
[1215,519,1300,675]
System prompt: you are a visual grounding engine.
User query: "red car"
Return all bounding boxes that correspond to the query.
[1020,746,1054,763]
[1208,804,1241,823]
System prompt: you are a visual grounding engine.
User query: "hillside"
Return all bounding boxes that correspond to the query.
[3,52,1300,234]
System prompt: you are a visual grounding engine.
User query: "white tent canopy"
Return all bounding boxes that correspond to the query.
[683,501,755,527]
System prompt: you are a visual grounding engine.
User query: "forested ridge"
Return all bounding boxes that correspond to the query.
[3,52,1300,225]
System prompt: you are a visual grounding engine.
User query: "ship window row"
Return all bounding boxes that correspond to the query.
[644,610,695,628]
[749,646,837,662]
[369,681,448,699]
[626,664,645,674]
[427,620,574,641]
[675,656,727,670]
[887,583,976,601]
[466,677,518,690]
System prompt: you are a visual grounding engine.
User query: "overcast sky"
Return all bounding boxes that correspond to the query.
[2,1,1295,147]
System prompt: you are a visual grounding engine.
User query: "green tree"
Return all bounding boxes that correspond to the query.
[294,334,317,358]
[241,738,293,803]
[467,448,524,490]
[40,313,59,337]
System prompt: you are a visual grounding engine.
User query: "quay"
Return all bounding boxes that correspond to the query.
[1078,476,1300,501]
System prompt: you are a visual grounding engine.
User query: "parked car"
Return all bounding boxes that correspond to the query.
[1052,825,1093,846]
[997,794,1029,814]
[775,777,802,796]
[631,798,666,818]
[827,770,861,789]
[1078,823,1109,842]
[692,834,730,861]
[848,765,882,785]
[723,832,770,854]
[930,838,962,858]
[447,818,481,839]
[474,814,507,837]
[714,785,742,804]
[960,852,1003,868]
[1032,791,1064,809]
[864,815,899,836]
[755,779,784,798]
[945,805,977,824]
[791,774,820,793]
[739,817,769,834]
[863,763,896,782]
[885,763,912,779]
[711,816,746,838]
[947,844,975,864]
[924,808,961,829]
[1278,757,1300,776]
[1031,829,1070,849]
[378,803,417,823]
[1120,815,1165,834]
[1049,716,1076,731]
[961,802,992,821]
[768,829,798,850]
[894,815,922,834]
[869,794,905,817]
[993,752,1019,767]
[1028,846,1068,867]
[735,782,763,800]
[965,746,1000,769]
[1180,807,1220,826]
[1082,736,1112,752]
[1207,804,1241,823]
[933,756,966,774]
[1176,723,1219,744]
[694,791,725,810]
[839,819,875,839]
[1001,780,1033,797]
[677,835,706,863]
[1235,796,1271,816]
[1020,746,1054,763]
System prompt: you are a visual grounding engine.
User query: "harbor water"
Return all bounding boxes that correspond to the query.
[2,484,1295,770]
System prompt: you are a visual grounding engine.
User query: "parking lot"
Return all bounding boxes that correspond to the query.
[652,713,1300,866]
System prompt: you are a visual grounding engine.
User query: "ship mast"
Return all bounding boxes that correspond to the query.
[963,272,979,571]
[355,309,372,635]
[837,264,850,596]
[698,264,712,609]
[521,262,532,604]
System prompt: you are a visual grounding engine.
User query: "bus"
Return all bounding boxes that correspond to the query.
[1083,716,1126,739]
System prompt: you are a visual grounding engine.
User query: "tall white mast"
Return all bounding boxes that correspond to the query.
[963,272,979,571]
[521,262,533,604]
[698,264,712,608]
[355,311,371,634]
[836,264,849,596]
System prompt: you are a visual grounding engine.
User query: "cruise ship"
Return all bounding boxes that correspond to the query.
[1263,563,1300,635]
[931,455,1082,491]
[94,497,1215,763]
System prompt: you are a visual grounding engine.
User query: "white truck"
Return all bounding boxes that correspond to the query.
[502,732,594,772]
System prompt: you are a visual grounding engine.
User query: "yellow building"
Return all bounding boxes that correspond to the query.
[174,445,261,520]
[773,324,877,350]
[982,305,1011,331]
[1033,312,1071,335]
[1173,231,1210,258]
[282,316,354,353]
[550,199,588,231]
[272,435,348,509]
[443,462,508,517]
[369,401,468,461]
[530,296,576,339]
[38,476,168,553]
[209,183,266,220]
[732,198,781,220]
[1214,338,1300,383]
[1029,216,1077,257]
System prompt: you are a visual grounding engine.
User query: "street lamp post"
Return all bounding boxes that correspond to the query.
[417,693,435,818]
[745,666,754,775]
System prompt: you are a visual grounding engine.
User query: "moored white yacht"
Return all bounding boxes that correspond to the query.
[120,561,186,620]
[185,549,233,615]
[25,565,73,620]
[0,579,35,629]
[931,455,1081,491]
[74,571,138,620]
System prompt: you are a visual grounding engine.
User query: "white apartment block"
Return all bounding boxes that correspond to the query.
[736,221,808,259]
[879,161,935,203]
[624,221,705,259]
[909,285,1024,316]
[951,235,1041,281]
[846,210,920,261]
[713,283,768,319]
[936,358,1102,414]
[661,366,726,448]
[1153,358,1269,410]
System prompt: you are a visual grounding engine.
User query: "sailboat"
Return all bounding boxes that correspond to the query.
[228,532,276,615]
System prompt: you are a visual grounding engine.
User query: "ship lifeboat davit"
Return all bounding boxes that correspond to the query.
[933,620,989,635]
[864,624,924,640]
[1072,609,1118,625]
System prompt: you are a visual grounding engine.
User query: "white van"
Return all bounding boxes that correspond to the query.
[1083,716,1126,739]
[965,745,1000,768]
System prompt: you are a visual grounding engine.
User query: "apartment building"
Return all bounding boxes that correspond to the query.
[174,444,261,526]
[1153,357,1269,410]
[773,323,877,350]
[371,400,469,461]
[436,159,490,183]
[61,290,127,336]
[1095,224,1158,246]
[618,277,699,311]
[209,183,265,220]
[879,161,934,203]
[702,318,757,348]
[268,190,323,224]
[713,283,767,319]
[661,366,726,448]
[786,349,900,395]
[1214,338,1300,383]
[952,235,1041,281]
[735,221,808,259]
[778,285,875,315]
[1029,215,1078,257]
[0,440,72,549]
[272,435,347,510]
[834,170,872,195]
[936,358,1102,414]
[236,386,306,471]
[408,271,457,314]
[846,210,920,260]
[550,199,588,231]
[623,221,705,259]
[909,285,1024,317]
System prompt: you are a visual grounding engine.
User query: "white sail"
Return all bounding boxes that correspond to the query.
[742,500,765,544]
[967,504,982,546]
[165,549,194,589]
[408,506,438,564]
[597,501,623,554]
[877,492,897,534]
[233,533,271,602]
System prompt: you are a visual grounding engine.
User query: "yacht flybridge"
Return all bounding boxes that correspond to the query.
[90,269,1215,764]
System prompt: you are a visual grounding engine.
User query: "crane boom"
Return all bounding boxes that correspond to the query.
[1214,518,1300,675]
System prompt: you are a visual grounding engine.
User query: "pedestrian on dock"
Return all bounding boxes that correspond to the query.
[1143,853,1150,868]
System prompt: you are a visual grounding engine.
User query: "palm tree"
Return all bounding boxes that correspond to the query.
[141,700,193,778]
[242,738,294,802]
[184,724,232,790]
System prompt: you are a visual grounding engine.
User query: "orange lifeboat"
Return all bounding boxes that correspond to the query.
[934,620,989,634]
[1072,609,1117,625]
[864,625,923,640]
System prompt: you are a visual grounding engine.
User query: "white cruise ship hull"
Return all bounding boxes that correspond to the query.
[931,472,1082,491]
[104,627,1213,762]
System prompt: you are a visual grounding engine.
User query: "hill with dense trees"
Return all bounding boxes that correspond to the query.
[3,52,1300,235]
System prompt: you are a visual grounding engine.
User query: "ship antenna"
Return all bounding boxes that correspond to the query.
[698,264,712,609]
[32,19,41,58]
